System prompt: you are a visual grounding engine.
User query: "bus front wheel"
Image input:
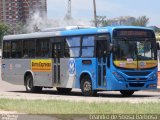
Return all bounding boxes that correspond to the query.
[120,90,135,97]
[25,75,42,93]
[80,76,97,96]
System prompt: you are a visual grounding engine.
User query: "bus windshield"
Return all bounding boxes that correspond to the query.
[113,38,157,69]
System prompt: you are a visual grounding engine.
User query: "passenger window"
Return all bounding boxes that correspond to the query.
[64,41,70,57]
[66,37,80,47]
[36,39,50,58]
[82,36,95,57]
[82,36,94,46]
[3,41,11,58]
[82,47,94,57]
[11,41,22,58]
[66,37,81,57]
[23,40,36,58]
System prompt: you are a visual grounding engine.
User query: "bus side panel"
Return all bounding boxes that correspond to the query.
[32,59,53,87]
[2,59,53,87]
[75,58,97,89]
[59,58,76,88]
[34,72,53,87]
[2,59,29,85]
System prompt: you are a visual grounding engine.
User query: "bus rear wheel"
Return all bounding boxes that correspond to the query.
[56,88,72,94]
[80,76,97,96]
[120,90,135,97]
[25,75,42,93]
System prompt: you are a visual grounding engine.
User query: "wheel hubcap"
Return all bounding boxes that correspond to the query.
[84,82,91,92]
[27,78,32,90]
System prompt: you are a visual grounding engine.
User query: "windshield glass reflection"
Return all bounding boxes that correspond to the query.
[113,39,156,61]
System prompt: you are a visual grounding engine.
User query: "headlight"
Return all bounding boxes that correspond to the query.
[148,73,157,81]
[113,72,125,81]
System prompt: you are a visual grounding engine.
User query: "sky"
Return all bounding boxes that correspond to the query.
[47,0,160,27]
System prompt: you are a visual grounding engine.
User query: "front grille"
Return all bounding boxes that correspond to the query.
[125,72,150,76]
[127,78,147,81]
[129,83,144,87]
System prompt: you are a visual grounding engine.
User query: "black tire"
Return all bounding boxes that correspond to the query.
[56,88,72,94]
[80,76,97,96]
[25,75,42,93]
[120,90,135,97]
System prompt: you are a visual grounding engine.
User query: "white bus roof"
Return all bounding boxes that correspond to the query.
[3,26,95,41]
[3,26,154,41]
[3,31,60,41]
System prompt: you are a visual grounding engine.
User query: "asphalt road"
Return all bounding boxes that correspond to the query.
[0,79,160,103]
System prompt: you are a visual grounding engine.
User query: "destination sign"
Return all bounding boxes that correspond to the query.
[113,29,155,38]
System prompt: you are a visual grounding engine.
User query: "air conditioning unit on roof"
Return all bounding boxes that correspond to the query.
[40,26,95,32]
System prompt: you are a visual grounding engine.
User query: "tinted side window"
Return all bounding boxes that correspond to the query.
[82,36,95,57]
[66,37,81,57]
[11,41,22,58]
[36,39,50,58]
[64,41,70,58]
[23,40,36,58]
[95,34,110,58]
[3,41,11,58]
[82,36,94,46]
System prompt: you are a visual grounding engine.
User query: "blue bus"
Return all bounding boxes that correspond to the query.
[2,26,158,96]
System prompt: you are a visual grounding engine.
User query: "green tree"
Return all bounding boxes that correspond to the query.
[97,16,110,26]
[93,16,112,27]
[131,16,149,27]
[155,27,160,32]
[0,22,9,48]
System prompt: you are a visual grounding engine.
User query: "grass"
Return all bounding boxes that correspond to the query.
[0,98,160,114]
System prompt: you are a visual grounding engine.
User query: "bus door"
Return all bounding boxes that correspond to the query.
[96,38,108,88]
[52,42,62,86]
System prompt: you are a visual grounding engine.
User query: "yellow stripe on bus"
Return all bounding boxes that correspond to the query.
[114,60,157,69]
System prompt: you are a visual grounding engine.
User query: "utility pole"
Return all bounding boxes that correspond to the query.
[93,0,97,27]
